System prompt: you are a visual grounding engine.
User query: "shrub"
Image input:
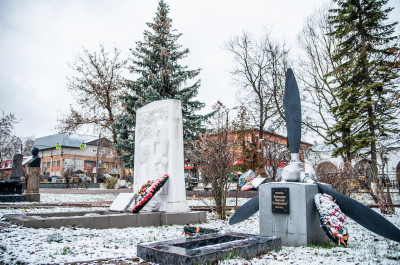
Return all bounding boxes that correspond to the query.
[104,177,117,189]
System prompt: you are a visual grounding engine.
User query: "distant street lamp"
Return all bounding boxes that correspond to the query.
[226,106,239,129]
[94,133,101,183]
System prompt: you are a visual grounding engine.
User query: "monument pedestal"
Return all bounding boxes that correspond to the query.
[259,182,329,247]
[25,167,40,202]
[0,181,25,202]
[0,154,25,202]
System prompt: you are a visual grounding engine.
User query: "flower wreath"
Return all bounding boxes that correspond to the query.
[314,193,349,247]
[183,226,219,236]
[131,174,169,213]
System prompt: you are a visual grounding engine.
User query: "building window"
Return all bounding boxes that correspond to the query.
[52,161,56,167]
[43,162,46,168]
[47,162,50,168]
[57,160,61,167]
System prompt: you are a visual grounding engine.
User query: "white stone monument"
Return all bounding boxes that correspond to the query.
[133,99,190,213]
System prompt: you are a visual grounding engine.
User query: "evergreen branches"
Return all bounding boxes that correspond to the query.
[115,0,209,169]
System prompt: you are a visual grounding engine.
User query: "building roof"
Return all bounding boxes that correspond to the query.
[0,156,32,170]
[33,133,98,150]
[228,128,313,147]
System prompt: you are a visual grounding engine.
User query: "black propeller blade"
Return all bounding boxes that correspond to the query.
[228,195,259,225]
[284,68,301,154]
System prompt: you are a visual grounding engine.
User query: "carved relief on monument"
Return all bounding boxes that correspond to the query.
[134,99,190,213]
[135,103,170,186]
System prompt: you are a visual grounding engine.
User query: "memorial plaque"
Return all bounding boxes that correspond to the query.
[271,188,289,214]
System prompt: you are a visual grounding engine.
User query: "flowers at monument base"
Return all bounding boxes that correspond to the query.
[132,174,169,213]
[183,225,219,236]
[315,193,349,247]
[240,181,254,191]
[239,170,255,187]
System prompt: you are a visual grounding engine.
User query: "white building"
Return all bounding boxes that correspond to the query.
[305,140,400,182]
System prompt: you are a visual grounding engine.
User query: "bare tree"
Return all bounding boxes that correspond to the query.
[224,30,288,139]
[297,4,344,149]
[242,131,265,177]
[0,110,19,160]
[189,102,239,219]
[264,140,290,181]
[352,157,394,214]
[22,136,35,156]
[57,44,127,178]
[376,142,395,214]
[315,161,354,197]
[63,168,74,189]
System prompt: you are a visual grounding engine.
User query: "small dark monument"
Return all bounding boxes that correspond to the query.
[25,147,40,202]
[137,232,281,265]
[10,154,23,180]
[0,154,25,202]
[27,147,40,167]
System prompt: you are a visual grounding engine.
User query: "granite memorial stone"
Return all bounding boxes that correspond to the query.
[10,153,23,181]
[137,232,281,265]
[133,99,189,213]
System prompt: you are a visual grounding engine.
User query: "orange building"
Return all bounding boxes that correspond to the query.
[187,129,312,179]
[33,133,120,179]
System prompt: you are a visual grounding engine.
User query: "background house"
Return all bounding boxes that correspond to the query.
[0,156,32,179]
[185,129,312,180]
[305,141,400,186]
[33,133,121,179]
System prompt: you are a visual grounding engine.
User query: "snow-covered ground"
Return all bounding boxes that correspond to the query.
[1,193,400,264]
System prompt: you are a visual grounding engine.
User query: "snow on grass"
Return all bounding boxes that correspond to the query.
[187,197,250,207]
[40,193,119,203]
[350,190,400,205]
[0,192,400,264]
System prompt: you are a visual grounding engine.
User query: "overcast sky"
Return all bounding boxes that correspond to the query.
[1,0,399,140]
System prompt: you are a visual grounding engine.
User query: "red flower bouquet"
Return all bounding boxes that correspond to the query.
[132,174,169,213]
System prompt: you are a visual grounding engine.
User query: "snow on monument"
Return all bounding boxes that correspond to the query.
[133,99,190,213]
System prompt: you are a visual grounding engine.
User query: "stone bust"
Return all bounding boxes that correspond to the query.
[28,147,41,168]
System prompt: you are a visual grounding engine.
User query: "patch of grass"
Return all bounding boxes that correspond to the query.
[223,250,240,260]
[104,177,117,189]
[306,242,337,249]
[46,233,63,243]
[61,246,72,255]
[217,250,250,264]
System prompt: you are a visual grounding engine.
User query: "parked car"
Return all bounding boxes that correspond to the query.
[232,175,239,183]
[96,174,113,183]
[72,174,90,182]
[185,173,198,190]
[204,183,212,191]
[96,174,106,183]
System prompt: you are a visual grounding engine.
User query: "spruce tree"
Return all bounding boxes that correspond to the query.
[327,0,399,171]
[114,0,209,169]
